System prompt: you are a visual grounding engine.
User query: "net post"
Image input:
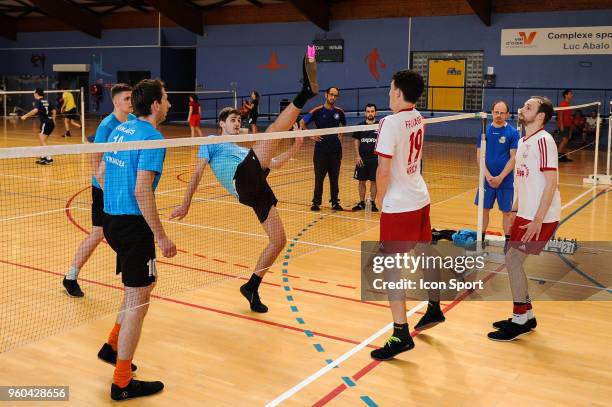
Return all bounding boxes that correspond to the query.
[607,101,611,180]
[233,89,237,109]
[582,102,611,185]
[476,112,487,252]
[2,90,6,119]
[80,87,86,144]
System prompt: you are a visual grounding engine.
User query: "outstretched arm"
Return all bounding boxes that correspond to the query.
[20,108,38,120]
[269,137,304,169]
[170,158,208,220]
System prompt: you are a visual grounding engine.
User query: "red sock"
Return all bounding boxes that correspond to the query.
[108,323,121,352]
[113,359,133,388]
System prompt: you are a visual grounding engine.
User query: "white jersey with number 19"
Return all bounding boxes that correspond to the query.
[374,107,430,213]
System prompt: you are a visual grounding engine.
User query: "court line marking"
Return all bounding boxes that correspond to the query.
[268,184,604,405]
[308,185,609,405]
[0,207,88,222]
[264,301,429,407]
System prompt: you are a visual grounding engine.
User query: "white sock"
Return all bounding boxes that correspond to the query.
[526,297,534,319]
[512,313,528,324]
[66,266,79,280]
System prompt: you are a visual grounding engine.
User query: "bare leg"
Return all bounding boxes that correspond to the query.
[252,104,302,168]
[70,119,81,129]
[190,126,195,137]
[358,180,366,201]
[558,137,569,154]
[505,248,530,303]
[70,226,104,269]
[502,211,512,235]
[195,126,203,137]
[64,118,70,132]
[482,208,490,234]
[370,181,377,201]
[253,206,287,277]
[250,124,258,134]
[116,284,155,360]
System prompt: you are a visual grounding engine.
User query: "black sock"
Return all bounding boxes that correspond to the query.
[505,234,511,242]
[392,323,409,341]
[428,300,440,310]
[244,273,262,292]
[292,57,316,109]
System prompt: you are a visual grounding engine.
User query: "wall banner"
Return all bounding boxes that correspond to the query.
[501,26,612,55]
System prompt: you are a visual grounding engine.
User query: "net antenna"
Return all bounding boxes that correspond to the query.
[0,88,86,143]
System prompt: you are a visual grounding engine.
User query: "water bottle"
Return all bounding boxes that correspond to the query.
[365,197,372,214]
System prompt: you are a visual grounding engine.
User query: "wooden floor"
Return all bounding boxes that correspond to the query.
[1,117,611,406]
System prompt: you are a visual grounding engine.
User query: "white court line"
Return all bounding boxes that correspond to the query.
[161,192,381,224]
[0,172,81,184]
[265,185,603,405]
[264,301,428,407]
[561,186,597,211]
[164,219,363,253]
[156,164,313,195]
[0,206,88,222]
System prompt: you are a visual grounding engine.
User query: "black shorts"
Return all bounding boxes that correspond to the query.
[234,149,278,223]
[91,186,105,227]
[248,113,258,125]
[40,121,54,136]
[65,108,79,121]
[354,158,378,181]
[103,215,157,287]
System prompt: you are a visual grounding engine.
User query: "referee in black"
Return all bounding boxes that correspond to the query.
[300,87,347,211]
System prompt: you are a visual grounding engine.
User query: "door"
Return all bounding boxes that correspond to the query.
[427,59,466,111]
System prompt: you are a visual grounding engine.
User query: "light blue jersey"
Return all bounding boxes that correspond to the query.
[103,119,165,215]
[197,136,249,198]
[92,112,136,189]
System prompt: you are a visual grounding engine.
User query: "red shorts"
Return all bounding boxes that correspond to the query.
[380,204,431,252]
[508,216,559,254]
[189,114,201,127]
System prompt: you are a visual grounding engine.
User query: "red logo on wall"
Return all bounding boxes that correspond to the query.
[259,52,288,71]
[518,32,537,45]
[365,48,386,81]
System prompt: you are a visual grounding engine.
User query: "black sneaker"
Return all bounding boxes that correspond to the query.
[310,204,320,212]
[370,335,415,361]
[240,284,268,313]
[414,306,445,331]
[331,203,343,211]
[558,155,572,162]
[352,201,365,211]
[492,317,537,331]
[302,55,319,96]
[36,157,50,165]
[487,321,532,341]
[62,277,84,297]
[371,203,379,212]
[111,379,164,401]
[46,157,53,164]
[97,343,137,371]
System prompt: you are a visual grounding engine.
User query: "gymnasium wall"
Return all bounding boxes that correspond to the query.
[1,9,611,116]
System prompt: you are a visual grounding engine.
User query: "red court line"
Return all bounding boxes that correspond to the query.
[312,269,500,406]
[64,188,388,309]
[309,279,328,284]
[0,258,379,350]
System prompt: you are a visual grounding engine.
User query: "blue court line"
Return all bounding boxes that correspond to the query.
[360,395,379,407]
[279,213,379,407]
[555,188,611,292]
[341,376,356,387]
